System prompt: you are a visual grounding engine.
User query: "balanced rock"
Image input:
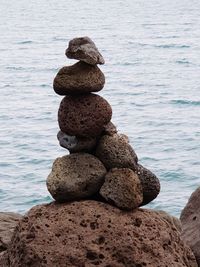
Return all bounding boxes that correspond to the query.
[58,94,112,138]
[95,133,138,170]
[136,164,160,206]
[57,131,96,153]
[47,153,107,202]
[0,212,22,253]
[65,36,105,65]
[180,186,200,265]
[102,121,117,136]
[2,201,197,267]
[100,168,143,210]
[53,61,105,95]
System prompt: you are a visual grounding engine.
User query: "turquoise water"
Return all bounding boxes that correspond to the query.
[0,0,199,216]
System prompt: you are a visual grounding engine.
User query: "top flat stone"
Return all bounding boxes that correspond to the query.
[65,36,105,65]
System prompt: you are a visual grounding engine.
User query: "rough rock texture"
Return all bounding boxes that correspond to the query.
[180,186,200,265]
[53,61,105,95]
[155,210,182,233]
[57,131,97,153]
[2,201,197,267]
[100,168,143,210]
[0,212,22,252]
[47,153,107,202]
[65,36,105,65]
[136,164,161,206]
[95,133,138,170]
[102,121,117,136]
[58,94,112,138]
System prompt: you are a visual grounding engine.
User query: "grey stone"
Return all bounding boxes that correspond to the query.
[180,187,200,265]
[65,36,105,65]
[57,131,97,153]
[46,153,107,202]
[0,212,22,252]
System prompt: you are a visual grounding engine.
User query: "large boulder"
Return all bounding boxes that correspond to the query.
[58,94,112,138]
[53,61,105,95]
[2,201,197,267]
[0,212,22,253]
[100,168,143,210]
[65,36,105,65]
[95,133,138,170]
[180,186,200,265]
[47,153,107,202]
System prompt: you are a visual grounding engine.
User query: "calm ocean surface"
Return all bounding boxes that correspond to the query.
[0,0,199,217]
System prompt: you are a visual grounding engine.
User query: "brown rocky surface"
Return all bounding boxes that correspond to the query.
[135,164,161,206]
[100,168,143,210]
[0,212,22,253]
[95,133,138,170]
[102,121,117,136]
[2,201,197,267]
[57,130,97,153]
[58,93,112,138]
[53,61,105,95]
[47,153,107,202]
[65,36,105,65]
[180,186,200,265]
[155,210,182,233]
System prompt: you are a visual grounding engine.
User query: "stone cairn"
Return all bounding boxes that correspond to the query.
[47,37,160,210]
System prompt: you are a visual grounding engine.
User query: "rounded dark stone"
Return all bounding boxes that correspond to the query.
[53,61,105,95]
[58,94,112,138]
[135,164,160,206]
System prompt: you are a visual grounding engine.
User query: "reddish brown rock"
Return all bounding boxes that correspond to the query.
[47,153,106,202]
[3,201,197,267]
[0,212,22,253]
[58,94,112,138]
[65,36,105,65]
[136,164,161,206]
[57,131,97,153]
[53,61,105,95]
[100,168,143,210]
[180,186,200,265]
[95,133,138,170]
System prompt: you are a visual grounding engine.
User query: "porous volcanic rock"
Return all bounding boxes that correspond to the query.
[100,168,143,210]
[53,61,105,95]
[46,153,107,202]
[136,164,161,206]
[0,212,22,253]
[155,210,182,233]
[3,201,197,267]
[57,131,97,153]
[58,94,112,138]
[65,36,105,65]
[102,121,117,136]
[180,186,200,265]
[95,133,138,170]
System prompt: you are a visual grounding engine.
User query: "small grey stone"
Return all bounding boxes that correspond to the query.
[46,153,107,202]
[100,168,143,210]
[57,131,97,153]
[65,36,105,65]
[0,212,22,253]
[95,133,138,170]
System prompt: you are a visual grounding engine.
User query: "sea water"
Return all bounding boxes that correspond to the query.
[0,0,199,217]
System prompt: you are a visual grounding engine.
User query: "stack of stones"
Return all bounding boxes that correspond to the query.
[47,37,160,210]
